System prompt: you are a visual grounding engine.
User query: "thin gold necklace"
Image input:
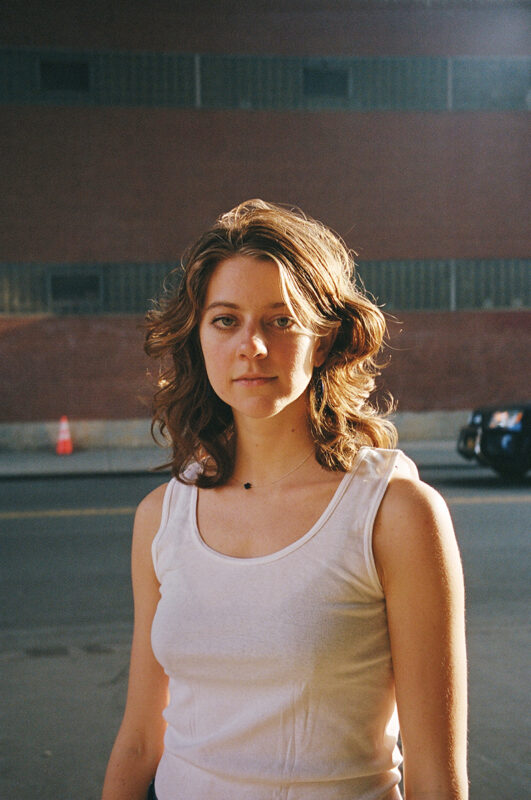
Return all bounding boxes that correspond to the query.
[232,449,314,490]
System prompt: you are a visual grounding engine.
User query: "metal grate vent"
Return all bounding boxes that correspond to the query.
[40,59,91,93]
[303,67,349,99]
[1,48,529,111]
[0,260,528,315]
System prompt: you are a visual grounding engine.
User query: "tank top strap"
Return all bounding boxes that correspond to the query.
[152,477,196,582]
[352,446,419,527]
[327,447,419,598]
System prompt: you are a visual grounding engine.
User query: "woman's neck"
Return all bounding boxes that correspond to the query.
[232,409,315,487]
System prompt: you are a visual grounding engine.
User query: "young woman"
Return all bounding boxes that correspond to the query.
[102,200,468,800]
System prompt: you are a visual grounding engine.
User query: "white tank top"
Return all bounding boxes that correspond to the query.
[151,446,418,800]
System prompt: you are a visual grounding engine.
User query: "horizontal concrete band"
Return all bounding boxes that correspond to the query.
[0,411,470,451]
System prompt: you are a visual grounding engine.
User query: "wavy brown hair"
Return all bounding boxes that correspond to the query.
[145,199,397,486]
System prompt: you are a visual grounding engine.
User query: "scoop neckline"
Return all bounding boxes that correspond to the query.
[190,447,367,564]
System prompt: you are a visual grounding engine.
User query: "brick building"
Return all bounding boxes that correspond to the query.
[1,0,529,439]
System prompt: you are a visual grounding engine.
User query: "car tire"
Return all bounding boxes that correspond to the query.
[491,463,528,481]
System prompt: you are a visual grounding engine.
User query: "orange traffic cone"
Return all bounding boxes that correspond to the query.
[56,415,73,455]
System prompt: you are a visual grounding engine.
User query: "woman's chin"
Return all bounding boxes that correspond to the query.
[231,396,307,423]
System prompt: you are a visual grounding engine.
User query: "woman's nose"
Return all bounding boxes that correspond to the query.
[238,325,268,358]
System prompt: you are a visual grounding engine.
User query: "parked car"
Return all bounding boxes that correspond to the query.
[457,403,531,478]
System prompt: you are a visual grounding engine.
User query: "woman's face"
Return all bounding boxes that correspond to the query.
[198,255,328,424]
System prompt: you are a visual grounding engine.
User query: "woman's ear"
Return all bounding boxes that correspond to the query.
[313,328,337,368]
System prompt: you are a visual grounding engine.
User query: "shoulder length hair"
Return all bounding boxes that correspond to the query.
[144,199,397,486]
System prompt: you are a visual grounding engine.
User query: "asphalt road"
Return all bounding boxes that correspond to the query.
[0,449,529,799]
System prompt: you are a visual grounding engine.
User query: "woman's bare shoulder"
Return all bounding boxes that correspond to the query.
[373,470,458,588]
[381,469,448,524]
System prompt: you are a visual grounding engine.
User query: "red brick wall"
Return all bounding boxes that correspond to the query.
[4,1,529,57]
[0,316,152,422]
[1,108,528,263]
[0,311,528,422]
[383,310,530,411]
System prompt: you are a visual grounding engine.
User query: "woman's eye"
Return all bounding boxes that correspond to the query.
[272,317,294,329]
[212,316,236,328]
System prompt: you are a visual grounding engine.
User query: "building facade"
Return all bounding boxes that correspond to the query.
[1,0,529,428]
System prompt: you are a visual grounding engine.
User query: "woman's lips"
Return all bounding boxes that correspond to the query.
[234,376,276,386]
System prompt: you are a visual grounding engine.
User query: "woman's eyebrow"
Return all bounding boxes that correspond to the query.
[204,301,288,312]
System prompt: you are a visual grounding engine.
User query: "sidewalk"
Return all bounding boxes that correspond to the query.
[0,444,168,478]
[0,410,470,479]
[0,439,463,478]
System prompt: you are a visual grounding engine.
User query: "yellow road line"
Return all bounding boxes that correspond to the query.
[0,506,136,520]
[446,494,531,506]
[0,494,530,520]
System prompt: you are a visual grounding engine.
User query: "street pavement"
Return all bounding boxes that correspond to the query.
[0,441,529,799]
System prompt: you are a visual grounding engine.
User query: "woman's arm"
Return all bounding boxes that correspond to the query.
[373,475,468,800]
[101,484,169,800]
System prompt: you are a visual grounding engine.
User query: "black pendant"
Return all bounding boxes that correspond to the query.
[244,482,252,490]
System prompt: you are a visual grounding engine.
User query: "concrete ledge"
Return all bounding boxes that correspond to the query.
[0,412,470,451]
[0,418,166,451]
[393,410,470,442]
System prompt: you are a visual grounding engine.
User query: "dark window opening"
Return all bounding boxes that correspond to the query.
[303,67,348,98]
[50,274,101,312]
[40,59,90,92]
